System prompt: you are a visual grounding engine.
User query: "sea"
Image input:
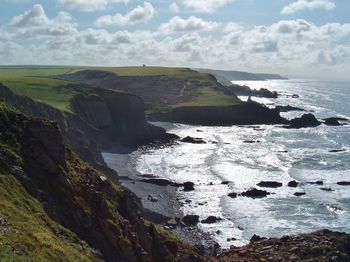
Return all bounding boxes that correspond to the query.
[103,79,350,249]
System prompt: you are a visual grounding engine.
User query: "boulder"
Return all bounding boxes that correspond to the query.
[288,180,299,188]
[182,215,199,226]
[320,187,333,192]
[286,114,321,129]
[201,216,223,224]
[257,181,283,188]
[228,192,238,198]
[183,182,195,191]
[337,181,350,186]
[329,149,346,153]
[250,234,267,242]
[307,181,323,185]
[180,136,206,144]
[241,188,271,198]
[324,117,348,126]
[276,105,306,112]
[294,192,306,197]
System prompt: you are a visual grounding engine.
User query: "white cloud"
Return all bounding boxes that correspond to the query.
[182,0,235,13]
[159,16,219,33]
[169,2,180,13]
[281,0,336,15]
[57,0,129,12]
[10,4,49,27]
[10,4,77,37]
[95,2,155,27]
[3,4,350,80]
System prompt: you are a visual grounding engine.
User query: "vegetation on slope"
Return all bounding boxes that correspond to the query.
[0,102,197,261]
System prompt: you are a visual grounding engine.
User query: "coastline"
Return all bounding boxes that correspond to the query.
[102,146,219,254]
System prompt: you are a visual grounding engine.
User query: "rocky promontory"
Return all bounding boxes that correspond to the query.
[212,230,350,261]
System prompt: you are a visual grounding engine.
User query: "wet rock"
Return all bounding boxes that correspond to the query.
[147,195,158,202]
[228,192,238,198]
[250,234,267,242]
[337,181,350,186]
[276,105,306,112]
[201,216,223,224]
[180,136,206,144]
[182,215,199,226]
[257,181,283,188]
[329,149,346,153]
[321,187,333,192]
[307,181,324,185]
[141,178,181,187]
[183,182,195,191]
[324,118,342,126]
[221,181,230,185]
[166,219,178,228]
[243,140,260,143]
[294,192,306,197]
[286,113,321,129]
[292,94,299,98]
[241,188,271,198]
[288,180,299,188]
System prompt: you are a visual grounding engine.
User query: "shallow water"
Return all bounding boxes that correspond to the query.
[105,79,350,249]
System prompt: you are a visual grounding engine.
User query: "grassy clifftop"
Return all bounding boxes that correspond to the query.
[0,66,241,114]
[0,102,197,261]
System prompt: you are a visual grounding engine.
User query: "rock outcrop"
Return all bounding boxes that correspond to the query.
[285,113,321,129]
[150,102,287,126]
[212,230,350,262]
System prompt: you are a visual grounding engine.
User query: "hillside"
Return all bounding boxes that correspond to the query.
[0,102,197,261]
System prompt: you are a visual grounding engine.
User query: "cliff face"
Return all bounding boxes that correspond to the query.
[0,103,197,261]
[71,89,174,146]
[0,84,175,179]
[150,102,287,126]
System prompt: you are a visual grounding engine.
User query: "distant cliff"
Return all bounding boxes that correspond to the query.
[196,69,287,83]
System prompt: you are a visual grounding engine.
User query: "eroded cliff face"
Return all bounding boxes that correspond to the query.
[71,89,175,146]
[0,103,197,261]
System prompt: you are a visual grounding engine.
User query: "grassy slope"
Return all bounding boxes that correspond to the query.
[0,104,96,261]
[0,66,240,113]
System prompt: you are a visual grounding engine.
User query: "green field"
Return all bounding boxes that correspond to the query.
[0,66,241,113]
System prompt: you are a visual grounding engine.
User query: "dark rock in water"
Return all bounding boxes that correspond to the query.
[182,215,199,226]
[201,216,223,224]
[241,188,271,198]
[180,136,206,144]
[141,178,181,187]
[221,181,230,185]
[244,140,261,143]
[139,174,157,178]
[276,105,306,112]
[294,192,306,196]
[307,181,323,185]
[324,118,342,126]
[320,187,333,192]
[257,181,283,188]
[228,192,238,198]
[183,181,195,191]
[337,181,350,186]
[329,149,346,153]
[323,117,348,126]
[250,234,267,242]
[288,180,299,188]
[286,114,321,129]
[292,94,299,98]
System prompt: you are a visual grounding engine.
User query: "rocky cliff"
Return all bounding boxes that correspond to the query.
[0,84,175,179]
[149,102,288,126]
[0,103,197,261]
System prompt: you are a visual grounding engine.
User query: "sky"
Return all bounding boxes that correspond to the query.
[1,0,350,79]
